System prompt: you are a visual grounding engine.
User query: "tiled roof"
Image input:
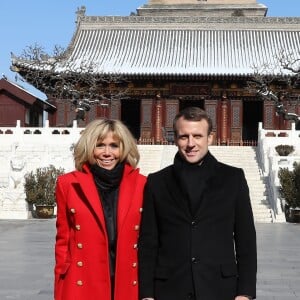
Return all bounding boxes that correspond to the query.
[0,78,55,109]
[12,16,300,78]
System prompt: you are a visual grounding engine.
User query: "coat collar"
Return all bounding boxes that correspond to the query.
[165,152,221,220]
[73,163,139,233]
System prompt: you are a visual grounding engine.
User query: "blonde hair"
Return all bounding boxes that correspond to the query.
[74,119,140,171]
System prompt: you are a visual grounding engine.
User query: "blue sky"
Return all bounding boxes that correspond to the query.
[0,0,299,99]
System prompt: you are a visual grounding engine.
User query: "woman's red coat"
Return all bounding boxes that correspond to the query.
[54,164,146,300]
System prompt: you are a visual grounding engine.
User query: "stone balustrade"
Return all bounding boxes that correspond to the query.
[257,122,300,219]
[1,120,300,220]
[0,120,82,219]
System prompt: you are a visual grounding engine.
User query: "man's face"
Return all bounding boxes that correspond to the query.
[175,117,213,164]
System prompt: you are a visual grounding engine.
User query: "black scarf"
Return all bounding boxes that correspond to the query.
[173,151,214,215]
[90,162,125,278]
[90,162,124,192]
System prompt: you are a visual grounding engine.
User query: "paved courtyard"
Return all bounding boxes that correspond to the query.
[0,220,299,300]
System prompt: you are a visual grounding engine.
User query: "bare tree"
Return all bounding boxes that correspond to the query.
[248,50,300,128]
[11,44,129,123]
[277,50,300,82]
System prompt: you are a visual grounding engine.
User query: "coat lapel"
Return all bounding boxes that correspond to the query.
[193,160,223,220]
[73,166,107,232]
[165,167,192,220]
[117,164,137,232]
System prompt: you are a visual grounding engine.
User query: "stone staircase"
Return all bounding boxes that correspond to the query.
[209,146,273,223]
[137,145,273,223]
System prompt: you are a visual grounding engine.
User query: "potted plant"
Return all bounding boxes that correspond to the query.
[275,144,294,156]
[278,162,300,223]
[24,165,65,218]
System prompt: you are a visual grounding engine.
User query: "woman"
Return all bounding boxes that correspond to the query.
[54,119,146,300]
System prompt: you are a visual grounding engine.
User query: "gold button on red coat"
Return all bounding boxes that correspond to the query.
[75,225,81,230]
[132,280,137,285]
[77,261,83,267]
[133,244,138,249]
[77,280,83,286]
[132,262,137,268]
[134,225,139,230]
[70,208,76,214]
[77,243,83,249]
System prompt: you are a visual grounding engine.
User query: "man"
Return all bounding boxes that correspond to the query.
[138,107,257,300]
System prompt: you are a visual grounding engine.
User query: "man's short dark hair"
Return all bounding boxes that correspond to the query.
[173,107,213,136]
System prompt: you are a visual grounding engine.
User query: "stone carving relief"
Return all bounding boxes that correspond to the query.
[9,156,26,189]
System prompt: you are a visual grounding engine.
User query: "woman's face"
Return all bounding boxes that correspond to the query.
[93,131,121,170]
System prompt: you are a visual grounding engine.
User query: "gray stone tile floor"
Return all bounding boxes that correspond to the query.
[0,220,299,299]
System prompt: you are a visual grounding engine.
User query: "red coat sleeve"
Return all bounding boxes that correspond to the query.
[54,175,71,300]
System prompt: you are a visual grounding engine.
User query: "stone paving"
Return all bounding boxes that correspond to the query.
[0,220,299,300]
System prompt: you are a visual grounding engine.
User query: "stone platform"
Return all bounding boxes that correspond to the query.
[0,220,300,299]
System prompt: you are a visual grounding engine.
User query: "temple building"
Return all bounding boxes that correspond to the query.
[11,0,300,144]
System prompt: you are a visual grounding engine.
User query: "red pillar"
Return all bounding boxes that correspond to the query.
[154,98,162,143]
[220,96,228,145]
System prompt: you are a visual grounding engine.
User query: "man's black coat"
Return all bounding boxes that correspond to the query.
[138,152,257,300]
